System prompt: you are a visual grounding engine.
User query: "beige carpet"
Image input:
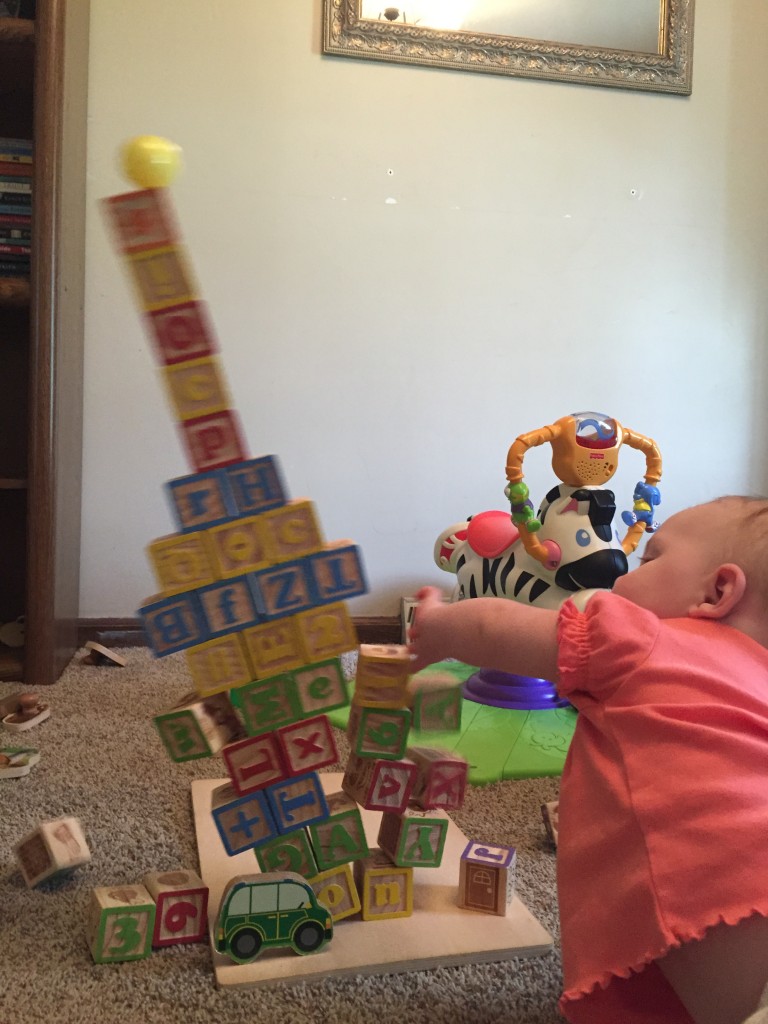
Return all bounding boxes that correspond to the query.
[0,648,563,1024]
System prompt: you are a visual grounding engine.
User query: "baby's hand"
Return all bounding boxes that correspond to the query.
[407,586,450,674]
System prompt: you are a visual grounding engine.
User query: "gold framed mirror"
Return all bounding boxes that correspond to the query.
[323,0,694,95]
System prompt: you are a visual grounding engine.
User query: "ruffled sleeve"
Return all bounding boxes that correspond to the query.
[557,591,660,703]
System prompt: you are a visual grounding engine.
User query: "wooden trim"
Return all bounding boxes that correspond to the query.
[76,616,402,649]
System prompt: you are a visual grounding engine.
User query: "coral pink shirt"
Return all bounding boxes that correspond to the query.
[556,593,768,1024]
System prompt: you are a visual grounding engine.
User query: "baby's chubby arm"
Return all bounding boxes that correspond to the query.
[407,586,560,682]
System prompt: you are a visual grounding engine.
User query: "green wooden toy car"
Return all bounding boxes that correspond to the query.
[215,871,333,963]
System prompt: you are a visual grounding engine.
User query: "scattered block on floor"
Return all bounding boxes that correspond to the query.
[191,773,553,989]
[143,868,209,946]
[355,849,413,921]
[458,841,517,916]
[86,884,156,963]
[15,815,91,888]
[541,801,559,847]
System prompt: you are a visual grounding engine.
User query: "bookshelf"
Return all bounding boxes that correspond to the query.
[0,1,89,683]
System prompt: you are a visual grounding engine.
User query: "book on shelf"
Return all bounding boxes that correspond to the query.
[0,212,31,228]
[0,178,32,193]
[0,137,33,157]
[0,243,31,257]
[0,189,31,204]
[0,161,32,177]
[0,262,31,278]
[0,203,32,217]
[0,228,31,242]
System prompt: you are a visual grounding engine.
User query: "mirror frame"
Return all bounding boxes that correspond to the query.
[323,0,694,95]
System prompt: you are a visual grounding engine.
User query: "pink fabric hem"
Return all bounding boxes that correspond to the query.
[560,906,768,1007]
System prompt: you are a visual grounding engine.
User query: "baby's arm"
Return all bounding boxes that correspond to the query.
[407,586,560,681]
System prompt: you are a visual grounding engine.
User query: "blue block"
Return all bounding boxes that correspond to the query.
[266,772,330,834]
[197,576,262,638]
[225,456,288,516]
[139,591,209,657]
[212,786,278,856]
[248,559,319,620]
[166,469,239,533]
[309,544,368,605]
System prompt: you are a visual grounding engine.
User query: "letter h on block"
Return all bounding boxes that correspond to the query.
[458,840,517,917]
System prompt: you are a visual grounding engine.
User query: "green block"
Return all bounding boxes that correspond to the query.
[307,793,368,870]
[87,886,156,963]
[255,829,319,876]
[154,708,212,763]
[231,673,302,734]
[379,809,448,868]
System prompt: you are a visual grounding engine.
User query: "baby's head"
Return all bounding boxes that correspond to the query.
[612,495,768,631]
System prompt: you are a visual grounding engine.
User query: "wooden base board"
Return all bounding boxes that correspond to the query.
[191,773,553,990]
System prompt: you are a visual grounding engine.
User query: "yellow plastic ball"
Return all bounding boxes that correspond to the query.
[121,135,182,189]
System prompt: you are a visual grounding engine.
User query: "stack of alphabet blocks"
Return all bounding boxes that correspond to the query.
[103,181,477,935]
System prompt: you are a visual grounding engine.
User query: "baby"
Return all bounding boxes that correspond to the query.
[408,496,768,1024]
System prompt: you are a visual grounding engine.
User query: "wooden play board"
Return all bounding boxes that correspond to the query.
[192,773,553,989]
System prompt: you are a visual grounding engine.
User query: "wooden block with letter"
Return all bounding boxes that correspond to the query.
[353,643,411,707]
[308,542,368,605]
[140,590,209,657]
[206,515,270,579]
[15,815,91,888]
[185,633,255,697]
[458,841,517,917]
[163,355,230,423]
[377,807,449,869]
[260,499,324,564]
[349,704,412,761]
[230,673,303,735]
[354,849,413,922]
[127,243,196,312]
[255,830,318,877]
[293,658,349,718]
[241,618,305,679]
[265,772,330,835]
[295,602,358,662]
[409,671,463,733]
[197,576,262,638]
[143,868,209,947]
[249,560,318,621]
[224,455,288,516]
[166,468,238,533]
[154,691,243,762]
[148,299,217,365]
[407,747,469,811]
[342,751,417,813]
[223,732,288,795]
[211,782,278,856]
[276,714,339,777]
[86,884,156,963]
[180,409,247,473]
[306,791,367,871]
[104,187,178,254]
[147,530,216,596]
[309,863,361,923]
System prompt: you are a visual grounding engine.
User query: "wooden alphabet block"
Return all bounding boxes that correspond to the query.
[342,752,417,813]
[224,455,288,516]
[206,515,270,579]
[230,673,302,735]
[255,830,318,877]
[354,850,413,921]
[166,469,238,533]
[277,714,339,777]
[197,577,261,638]
[377,807,448,868]
[142,869,209,947]
[185,633,255,697]
[458,840,517,916]
[295,602,358,662]
[293,658,349,718]
[260,500,324,564]
[309,863,361,923]
[104,188,178,254]
[211,782,278,856]
[223,732,288,795]
[163,356,230,423]
[139,591,209,657]
[180,409,247,473]
[154,691,243,762]
[349,705,412,761]
[407,747,469,811]
[86,884,156,963]
[308,542,368,605]
[410,677,463,732]
[353,643,412,707]
[265,772,330,834]
[241,618,305,678]
[147,300,217,365]
[249,560,319,621]
[127,244,196,312]
[147,530,216,596]
[15,816,91,888]
[306,791,367,871]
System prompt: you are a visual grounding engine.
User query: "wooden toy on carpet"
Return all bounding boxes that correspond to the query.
[2,691,50,732]
[86,884,156,963]
[0,744,39,778]
[458,840,517,916]
[15,815,91,888]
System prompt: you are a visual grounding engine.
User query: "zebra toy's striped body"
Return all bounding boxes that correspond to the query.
[435,484,629,611]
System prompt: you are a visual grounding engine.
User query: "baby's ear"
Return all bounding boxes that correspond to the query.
[688,563,747,620]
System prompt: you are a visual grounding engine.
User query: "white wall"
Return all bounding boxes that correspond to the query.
[80,0,768,618]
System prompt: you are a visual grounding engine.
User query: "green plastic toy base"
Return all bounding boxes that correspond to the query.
[328,661,577,786]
